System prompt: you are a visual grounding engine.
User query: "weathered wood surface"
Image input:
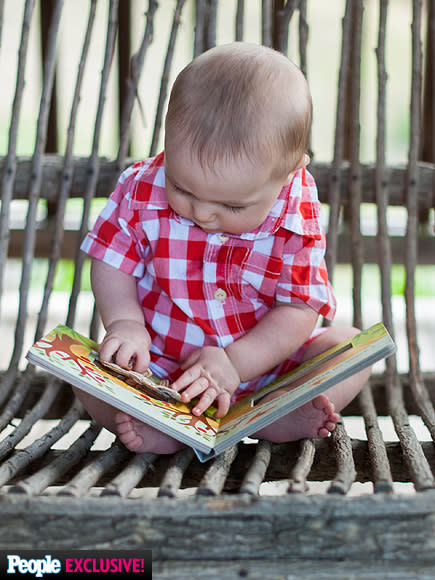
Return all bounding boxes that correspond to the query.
[1,437,434,490]
[153,560,435,580]
[1,493,435,561]
[2,156,434,207]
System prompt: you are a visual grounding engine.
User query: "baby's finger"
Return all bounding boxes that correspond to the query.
[213,391,232,418]
[114,342,139,369]
[129,349,151,373]
[99,337,121,363]
[179,376,210,403]
[172,365,202,391]
[192,387,218,416]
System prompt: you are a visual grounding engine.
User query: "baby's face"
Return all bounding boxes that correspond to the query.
[165,146,292,235]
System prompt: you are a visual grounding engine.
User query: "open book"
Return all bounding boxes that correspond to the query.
[26,323,395,462]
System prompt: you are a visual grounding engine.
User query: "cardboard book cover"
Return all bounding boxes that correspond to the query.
[26,323,395,462]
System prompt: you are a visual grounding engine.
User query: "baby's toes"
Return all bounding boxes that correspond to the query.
[312,394,334,414]
[329,411,340,424]
[114,411,133,429]
[317,426,331,438]
[117,426,144,452]
[115,420,133,436]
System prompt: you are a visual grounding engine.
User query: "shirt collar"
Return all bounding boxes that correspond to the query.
[233,169,323,241]
[128,154,322,240]
[128,152,169,211]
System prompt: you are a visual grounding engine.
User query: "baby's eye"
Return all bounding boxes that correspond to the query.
[225,205,245,213]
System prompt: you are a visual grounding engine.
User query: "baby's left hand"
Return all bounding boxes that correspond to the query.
[172,346,240,418]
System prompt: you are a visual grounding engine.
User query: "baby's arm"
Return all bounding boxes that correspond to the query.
[91,259,151,373]
[173,303,318,417]
[225,303,318,382]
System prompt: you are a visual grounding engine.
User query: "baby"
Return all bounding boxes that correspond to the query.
[79,42,370,454]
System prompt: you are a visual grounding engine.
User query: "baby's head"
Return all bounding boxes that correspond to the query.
[165,42,312,180]
[164,43,312,235]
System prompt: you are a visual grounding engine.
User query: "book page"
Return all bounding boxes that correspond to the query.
[27,325,220,452]
[212,323,394,449]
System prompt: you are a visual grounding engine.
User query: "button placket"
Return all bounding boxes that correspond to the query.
[201,236,230,342]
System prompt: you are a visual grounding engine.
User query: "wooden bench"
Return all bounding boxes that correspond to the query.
[1,2,434,578]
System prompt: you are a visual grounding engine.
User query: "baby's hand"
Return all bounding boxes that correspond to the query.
[172,347,240,418]
[99,319,151,374]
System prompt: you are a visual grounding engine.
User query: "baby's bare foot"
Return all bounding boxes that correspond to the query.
[252,394,339,443]
[115,412,186,454]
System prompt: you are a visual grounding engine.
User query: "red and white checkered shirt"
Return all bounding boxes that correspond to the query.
[81,152,336,394]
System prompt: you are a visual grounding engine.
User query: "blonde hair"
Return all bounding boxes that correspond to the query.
[165,42,312,179]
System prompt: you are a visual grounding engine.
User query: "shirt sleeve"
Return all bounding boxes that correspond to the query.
[275,230,336,321]
[80,170,146,278]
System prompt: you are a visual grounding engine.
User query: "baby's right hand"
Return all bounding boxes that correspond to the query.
[99,319,151,374]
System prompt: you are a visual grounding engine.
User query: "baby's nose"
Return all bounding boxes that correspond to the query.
[192,201,215,223]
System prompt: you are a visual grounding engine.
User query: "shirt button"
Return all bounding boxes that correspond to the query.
[214,289,227,302]
[218,235,229,243]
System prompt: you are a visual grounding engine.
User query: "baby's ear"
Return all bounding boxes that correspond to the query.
[300,153,311,168]
[284,153,310,185]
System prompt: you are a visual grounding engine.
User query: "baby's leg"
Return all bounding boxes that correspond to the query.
[73,388,185,454]
[252,326,371,443]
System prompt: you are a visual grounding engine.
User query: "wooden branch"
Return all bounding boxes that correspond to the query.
[158,447,195,497]
[239,439,272,495]
[101,452,158,497]
[386,370,435,492]
[348,0,364,329]
[298,0,308,75]
[276,0,299,54]
[194,0,206,57]
[0,0,35,309]
[375,0,395,340]
[40,0,59,154]
[197,444,238,496]
[58,442,131,497]
[205,0,217,49]
[117,0,158,166]
[261,0,273,47]
[287,438,315,494]
[0,379,62,463]
[326,0,354,284]
[66,0,119,330]
[402,0,435,445]
[235,0,244,41]
[4,156,434,206]
[421,0,435,162]
[10,0,63,371]
[35,0,97,343]
[328,419,356,495]
[405,0,424,393]
[149,0,187,156]
[0,365,35,424]
[0,399,84,488]
[358,383,393,493]
[9,422,101,496]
